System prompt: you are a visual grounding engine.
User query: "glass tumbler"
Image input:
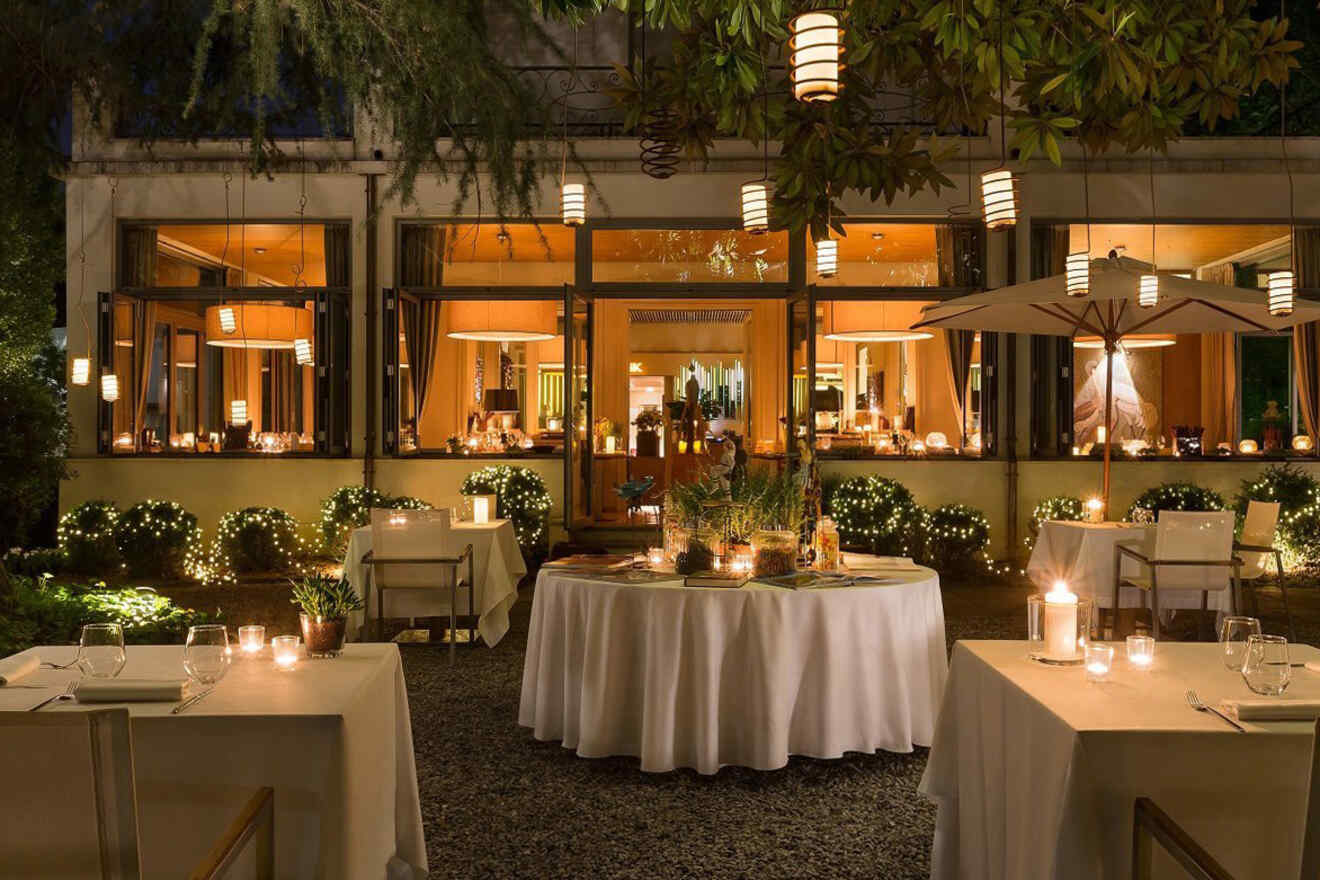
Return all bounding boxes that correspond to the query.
[78,623,127,679]
[1242,634,1291,696]
[1219,616,1262,671]
[183,624,231,686]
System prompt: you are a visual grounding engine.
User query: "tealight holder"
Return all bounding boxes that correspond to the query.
[1027,591,1092,666]
[238,625,266,657]
[1085,643,1115,682]
[272,635,300,671]
[463,493,498,524]
[647,547,665,568]
[1126,634,1155,669]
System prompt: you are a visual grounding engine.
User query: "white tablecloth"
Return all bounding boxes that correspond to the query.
[920,640,1320,880]
[1027,521,1233,612]
[0,644,425,880]
[518,563,948,774]
[341,519,526,646]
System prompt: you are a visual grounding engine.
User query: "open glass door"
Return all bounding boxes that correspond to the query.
[786,286,815,467]
[564,285,593,528]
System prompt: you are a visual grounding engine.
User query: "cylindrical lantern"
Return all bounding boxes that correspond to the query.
[789,11,843,103]
[1065,252,1090,297]
[294,338,314,366]
[561,183,585,226]
[1269,270,1295,317]
[230,399,248,424]
[1138,274,1159,308]
[218,306,237,334]
[100,373,119,402]
[741,181,770,234]
[980,169,1017,230]
[815,238,838,277]
[70,357,91,386]
[446,300,557,341]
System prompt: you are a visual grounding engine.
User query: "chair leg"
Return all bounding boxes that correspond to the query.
[1276,550,1297,643]
[377,581,385,642]
[469,552,477,646]
[1199,592,1209,642]
[1150,570,1161,641]
[449,570,457,666]
[1112,547,1123,641]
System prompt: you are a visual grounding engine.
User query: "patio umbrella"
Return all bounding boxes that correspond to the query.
[913,254,1320,515]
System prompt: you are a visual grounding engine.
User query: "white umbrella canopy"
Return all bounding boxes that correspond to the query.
[914,254,1320,516]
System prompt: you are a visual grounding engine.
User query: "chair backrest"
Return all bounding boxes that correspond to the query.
[370,508,455,589]
[0,708,140,879]
[1238,500,1281,579]
[1153,511,1235,591]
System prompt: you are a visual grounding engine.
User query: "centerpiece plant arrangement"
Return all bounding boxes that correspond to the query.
[290,572,364,658]
[666,469,804,576]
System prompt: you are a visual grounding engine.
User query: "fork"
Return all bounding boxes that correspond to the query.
[28,681,78,712]
[1186,689,1246,732]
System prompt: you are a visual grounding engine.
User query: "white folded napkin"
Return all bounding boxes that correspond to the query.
[75,679,192,703]
[1220,699,1320,721]
[0,654,39,686]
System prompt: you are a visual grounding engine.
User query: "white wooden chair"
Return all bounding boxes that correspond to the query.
[364,508,474,661]
[1113,511,1240,640]
[1235,500,1296,642]
[0,708,273,879]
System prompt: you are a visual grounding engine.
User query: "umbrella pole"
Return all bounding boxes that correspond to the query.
[1102,341,1114,519]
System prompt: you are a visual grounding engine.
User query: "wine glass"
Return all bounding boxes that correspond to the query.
[1218,616,1262,671]
[183,625,231,686]
[77,623,126,679]
[1242,634,1292,696]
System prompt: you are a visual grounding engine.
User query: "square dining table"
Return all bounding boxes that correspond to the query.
[920,640,1320,880]
[0,643,426,880]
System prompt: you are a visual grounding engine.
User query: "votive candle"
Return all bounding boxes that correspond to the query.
[647,547,664,568]
[238,625,265,656]
[473,496,490,524]
[1085,643,1114,682]
[272,635,300,671]
[1126,634,1155,669]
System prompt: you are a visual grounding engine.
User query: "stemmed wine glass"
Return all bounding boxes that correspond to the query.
[1218,616,1262,671]
[183,625,231,687]
[77,623,126,679]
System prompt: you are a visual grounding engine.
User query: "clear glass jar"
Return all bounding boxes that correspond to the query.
[816,517,841,571]
[752,529,799,577]
[1027,592,1094,665]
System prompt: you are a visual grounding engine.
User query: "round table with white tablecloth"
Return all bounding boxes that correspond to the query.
[517,560,948,774]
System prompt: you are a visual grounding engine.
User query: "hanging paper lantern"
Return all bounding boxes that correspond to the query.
[1138,274,1159,308]
[294,338,314,366]
[230,399,248,424]
[789,11,844,103]
[100,373,119,402]
[1065,252,1090,297]
[980,169,1017,230]
[1268,270,1295,317]
[741,181,770,234]
[561,183,585,226]
[70,357,91,386]
[815,239,838,278]
[218,306,237,334]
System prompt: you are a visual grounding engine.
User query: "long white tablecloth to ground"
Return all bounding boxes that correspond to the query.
[341,518,527,646]
[0,644,426,880]
[920,640,1320,880]
[519,562,948,774]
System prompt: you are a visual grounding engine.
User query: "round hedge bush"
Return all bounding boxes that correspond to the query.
[923,504,991,574]
[113,500,202,579]
[216,507,305,573]
[319,486,431,555]
[460,466,552,560]
[57,500,121,575]
[1025,495,1084,550]
[1124,482,1224,521]
[828,475,922,556]
[1281,504,1320,569]
[1233,463,1320,568]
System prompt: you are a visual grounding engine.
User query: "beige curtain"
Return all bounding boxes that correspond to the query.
[400,226,444,287]
[131,300,158,435]
[122,227,158,287]
[944,329,975,445]
[935,224,981,288]
[1294,228,1320,437]
[1193,263,1239,448]
[401,298,443,442]
[324,225,351,287]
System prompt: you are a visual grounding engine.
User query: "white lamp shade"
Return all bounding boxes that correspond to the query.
[100,373,119,402]
[981,169,1017,229]
[561,183,585,226]
[790,12,843,102]
[447,299,557,341]
[70,357,91,386]
[741,181,770,234]
[1065,252,1090,297]
[1269,270,1295,317]
[816,239,838,277]
[230,399,248,424]
[205,303,313,348]
[294,337,314,366]
[822,300,932,342]
[1138,274,1159,308]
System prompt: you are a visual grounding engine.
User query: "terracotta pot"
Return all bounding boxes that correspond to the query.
[299,614,347,658]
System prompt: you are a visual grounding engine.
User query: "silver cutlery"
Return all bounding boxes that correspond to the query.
[41,658,79,670]
[1186,689,1246,732]
[171,687,215,714]
[1,685,53,689]
[28,681,78,712]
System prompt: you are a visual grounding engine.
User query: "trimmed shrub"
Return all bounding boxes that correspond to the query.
[460,466,553,560]
[1124,482,1224,521]
[923,504,991,574]
[319,486,431,555]
[1233,464,1320,569]
[828,475,922,556]
[57,500,121,575]
[1026,495,1084,550]
[1281,505,1320,569]
[113,500,203,579]
[216,507,306,574]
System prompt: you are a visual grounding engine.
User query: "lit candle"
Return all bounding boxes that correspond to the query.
[1086,496,1104,523]
[1044,581,1080,662]
[1085,643,1114,682]
[1126,634,1155,669]
[238,625,265,656]
[693,439,703,454]
[271,635,300,670]
[605,435,617,454]
[678,439,688,454]
[1096,425,1107,444]
[473,496,490,524]
[647,547,664,568]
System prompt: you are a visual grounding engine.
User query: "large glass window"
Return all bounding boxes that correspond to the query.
[127,223,348,289]
[592,228,789,283]
[399,222,574,287]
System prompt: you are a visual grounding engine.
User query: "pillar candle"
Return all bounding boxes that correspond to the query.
[1043,583,1079,661]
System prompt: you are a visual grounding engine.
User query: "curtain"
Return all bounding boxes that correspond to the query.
[131,300,159,435]
[400,226,445,287]
[401,298,443,442]
[944,329,975,445]
[1201,333,1238,449]
[935,225,981,288]
[324,225,351,287]
[122,227,158,287]
[1295,227,1320,437]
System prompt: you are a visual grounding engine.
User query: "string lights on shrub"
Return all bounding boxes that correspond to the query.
[318,485,431,555]
[924,504,991,573]
[57,500,122,573]
[1025,495,1084,549]
[827,475,922,556]
[212,506,308,578]
[1123,481,1224,522]
[460,465,553,557]
[112,499,204,580]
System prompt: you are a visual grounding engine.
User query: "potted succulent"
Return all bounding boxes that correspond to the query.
[290,572,364,657]
[634,408,664,457]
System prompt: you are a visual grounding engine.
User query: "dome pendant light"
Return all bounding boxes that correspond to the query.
[789,10,844,103]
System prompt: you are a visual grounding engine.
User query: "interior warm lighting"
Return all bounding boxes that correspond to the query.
[980,169,1017,229]
[561,183,585,226]
[230,399,248,424]
[1268,270,1295,317]
[1138,274,1159,308]
[447,299,557,341]
[1239,439,1260,454]
[925,431,948,450]
[1074,334,1175,350]
[823,300,933,342]
[815,239,838,277]
[294,338,314,366]
[205,304,313,349]
[100,373,119,402]
[741,181,770,234]
[789,11,843,102]
[70,357,90,386]
[1293,434,1314,452]
[1065,252,1090,297]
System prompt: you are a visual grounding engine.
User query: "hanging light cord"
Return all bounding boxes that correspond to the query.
[1082,144,1091,255]
[561,29,578,186]
[294,140,307,289]
[998,0,1008,166]
[1148,151,1156,270]
[1281,0,1295,272]
[76,181,91,362]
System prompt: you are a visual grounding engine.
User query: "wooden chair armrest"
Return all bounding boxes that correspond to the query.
[1147,559,1239,567]
[370,554,468,565]
[1116,543,1151,564]
[1233,542,1276,554]
[1132,796,1235,880]
[191,786,274,880]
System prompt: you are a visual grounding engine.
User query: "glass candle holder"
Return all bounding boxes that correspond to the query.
[1085,643,1115,682]
[238,625,266,657]
[1027,587,1092,666]
[647,547,665,568]
[1126,634,1155,669]
[271,635,300,671]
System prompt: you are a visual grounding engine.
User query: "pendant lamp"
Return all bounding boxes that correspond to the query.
[823,300,932,342]
[1269,271,1295,317]
[789,11,844,103]
[561,183,585,226]
[1066,252,1090,297]
[101,373,119,402]
[815,238,838,278]
[230,399,248,424]
[294,338,314,366]
[205,304,313,349]
[71,357,91,386]
[447,300,557,342]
